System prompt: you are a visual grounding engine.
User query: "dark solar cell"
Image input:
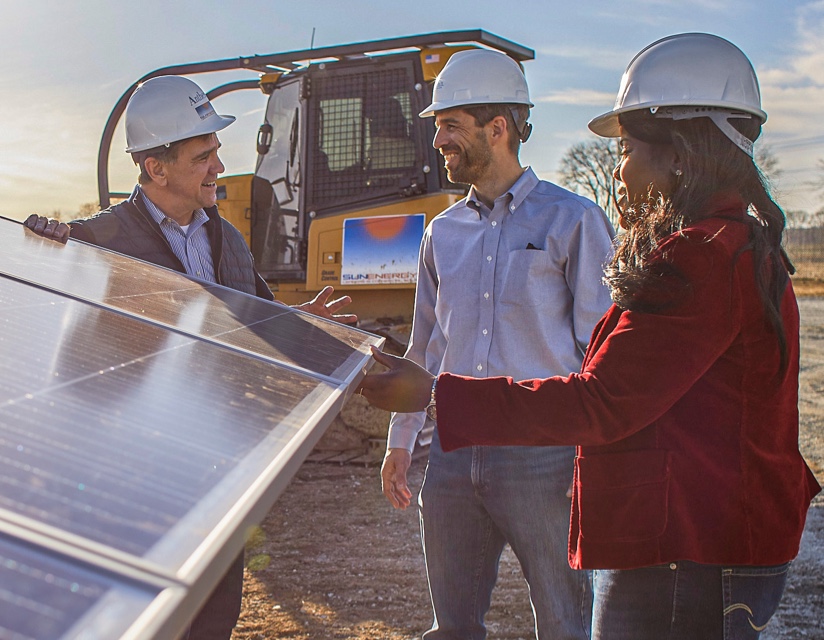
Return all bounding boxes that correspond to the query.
[0,532,159,639]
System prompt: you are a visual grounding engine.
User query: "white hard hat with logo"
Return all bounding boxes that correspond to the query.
[419,48,533,116]
[588,33,766,156]
[125,75,236,153]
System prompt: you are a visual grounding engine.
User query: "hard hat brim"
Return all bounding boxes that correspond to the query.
[588,100,767,138]
[419,97,534,118]
[125,112,236,153]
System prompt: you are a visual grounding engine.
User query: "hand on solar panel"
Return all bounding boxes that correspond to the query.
[24,214,71,243]
[292,285,358,325]
[358,346,433,412]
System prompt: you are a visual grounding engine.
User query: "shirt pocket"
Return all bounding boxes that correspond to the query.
[576,449,671,543]
[497,248,559,308]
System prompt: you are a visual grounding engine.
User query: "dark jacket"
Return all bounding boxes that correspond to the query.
[436,194,820,570]
[70,186,273,301]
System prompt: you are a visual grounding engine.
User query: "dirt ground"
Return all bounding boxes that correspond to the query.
[233,295,824,640]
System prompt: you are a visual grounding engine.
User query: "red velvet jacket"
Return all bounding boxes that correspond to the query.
[436,198,821,570]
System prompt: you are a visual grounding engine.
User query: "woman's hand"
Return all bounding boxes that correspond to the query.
[358,347,434,413]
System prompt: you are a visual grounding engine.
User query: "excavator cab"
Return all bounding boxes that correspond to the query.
[252,52,435,281]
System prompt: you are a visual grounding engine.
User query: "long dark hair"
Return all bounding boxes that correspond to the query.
[605,109,794,371]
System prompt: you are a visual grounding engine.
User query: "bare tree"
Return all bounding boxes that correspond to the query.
[754,142,782,187]
[785,208,824,229]
[558,138,621,228]
[559,138,783,230]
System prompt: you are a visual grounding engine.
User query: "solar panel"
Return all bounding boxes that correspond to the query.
[0,217,383,638]
[0,221,371,380]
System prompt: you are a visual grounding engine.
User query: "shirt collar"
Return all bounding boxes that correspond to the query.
[465,167,538,216]
[138,186,207,227]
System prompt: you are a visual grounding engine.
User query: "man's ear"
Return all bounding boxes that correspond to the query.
[487,114,509,147]
[144,157,168,186]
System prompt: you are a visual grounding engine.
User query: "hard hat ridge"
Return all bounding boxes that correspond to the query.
[419,49,533,118]
[125,75,236,154]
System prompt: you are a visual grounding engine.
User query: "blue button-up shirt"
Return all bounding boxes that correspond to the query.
[140,188,217,283]
[388,167,615,452]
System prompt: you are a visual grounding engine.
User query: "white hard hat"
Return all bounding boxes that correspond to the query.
[419,49,533,117]
[125,75,236,153]
[588,33,766,156]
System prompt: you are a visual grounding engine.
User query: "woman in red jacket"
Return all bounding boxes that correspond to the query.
[360,33,821,639]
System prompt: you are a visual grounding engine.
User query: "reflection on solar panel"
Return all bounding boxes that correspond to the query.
[0,217,383,639]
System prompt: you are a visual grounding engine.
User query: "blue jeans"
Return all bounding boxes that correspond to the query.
[419,429,592,640]
[591,560,790,640]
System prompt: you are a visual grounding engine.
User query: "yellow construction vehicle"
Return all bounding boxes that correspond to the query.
[97,30,534,346]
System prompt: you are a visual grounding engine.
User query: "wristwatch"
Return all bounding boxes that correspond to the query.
[425,377,438,422]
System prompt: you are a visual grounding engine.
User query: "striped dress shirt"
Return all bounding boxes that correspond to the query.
[140,188,217,283]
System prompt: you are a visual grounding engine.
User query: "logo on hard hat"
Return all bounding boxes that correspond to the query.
[195,101,216,121]
[189,90,207,106]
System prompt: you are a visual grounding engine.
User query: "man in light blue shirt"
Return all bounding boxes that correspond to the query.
[381,50,614,639]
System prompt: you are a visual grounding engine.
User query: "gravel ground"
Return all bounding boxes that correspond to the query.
[233,297,824,640]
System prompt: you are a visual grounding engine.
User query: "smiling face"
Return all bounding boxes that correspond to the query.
[166,133,225,210]
[613,128,679,229]
[432,108,493,186]
[143,133,225,223]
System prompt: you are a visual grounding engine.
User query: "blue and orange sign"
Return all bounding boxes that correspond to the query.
[341,214,425,285]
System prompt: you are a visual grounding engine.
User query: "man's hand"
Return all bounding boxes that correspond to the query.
[292,285,358,325]
[358,347,434,413]
[24,215,70,243]
[381,448,413,509]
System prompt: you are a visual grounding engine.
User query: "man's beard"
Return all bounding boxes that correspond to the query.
[445,131,493,185]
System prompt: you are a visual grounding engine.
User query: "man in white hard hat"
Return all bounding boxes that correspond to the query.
[27,75,353,322]
[379,49,614,639]
[26,74,354,640]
